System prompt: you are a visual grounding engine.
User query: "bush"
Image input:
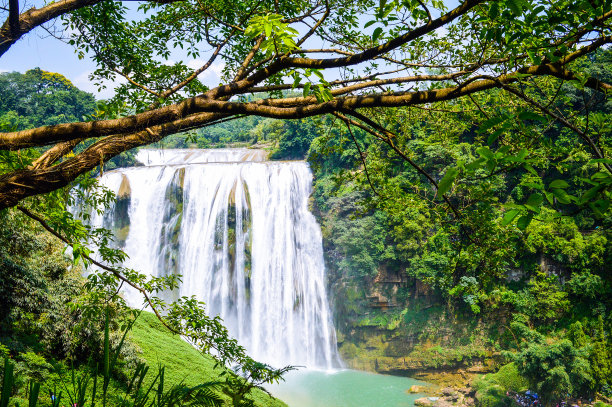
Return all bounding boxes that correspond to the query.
[475,363,528,407]
[515,340,594,405]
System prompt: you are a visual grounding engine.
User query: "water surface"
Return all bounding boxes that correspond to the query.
[270,369,427,407]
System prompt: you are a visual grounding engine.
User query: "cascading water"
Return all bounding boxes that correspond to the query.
[87,149,340,369]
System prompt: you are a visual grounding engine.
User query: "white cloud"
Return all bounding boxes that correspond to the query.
[70,59,225,100]
[186,59,204,70]
[184,60,225,87]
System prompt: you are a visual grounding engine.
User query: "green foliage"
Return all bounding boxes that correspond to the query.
[244,14,299,56]
[515,340,594,404]
[475,363,528,407]
[304,48,612,402]
[269,118,320,160]
[0,69,96,130]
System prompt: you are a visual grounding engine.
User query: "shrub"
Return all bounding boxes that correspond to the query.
[515,340,594,405]
[475,363,528,407]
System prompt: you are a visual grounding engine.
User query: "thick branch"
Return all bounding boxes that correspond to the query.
[2,60,610,151]
[0,0,183,57]
[1,0,100,57]
[30,138,84,170]
[0,112,222,209]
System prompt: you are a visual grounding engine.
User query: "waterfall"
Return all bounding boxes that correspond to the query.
[87,149,340,369]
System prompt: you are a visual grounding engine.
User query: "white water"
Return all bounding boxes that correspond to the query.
[88,149,340,369]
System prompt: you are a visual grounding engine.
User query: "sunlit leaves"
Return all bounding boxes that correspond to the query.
[244,14,299,57]
[290,68,333,102]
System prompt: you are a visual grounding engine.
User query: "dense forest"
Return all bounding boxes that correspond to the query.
[1,0,611,406]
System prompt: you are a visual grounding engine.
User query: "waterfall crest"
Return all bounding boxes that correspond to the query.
[89,149,339,369]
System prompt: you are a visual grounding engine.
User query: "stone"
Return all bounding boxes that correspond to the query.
[408,385,429,394]
[414,397,434,407]
[433,399,454,407]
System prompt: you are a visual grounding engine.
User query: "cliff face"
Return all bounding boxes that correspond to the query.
[326,257,496,379]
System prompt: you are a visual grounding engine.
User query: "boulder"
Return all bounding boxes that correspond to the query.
[432,399,454,407]
[414,397,434,407]
[408,385,429,394]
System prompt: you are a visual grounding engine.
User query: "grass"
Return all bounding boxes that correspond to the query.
[129,311,287,407]
[4,311,288,407]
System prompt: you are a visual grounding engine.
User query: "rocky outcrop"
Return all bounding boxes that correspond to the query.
[414,386,476,407]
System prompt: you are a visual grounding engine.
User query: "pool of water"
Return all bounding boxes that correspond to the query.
[268,369,427,407]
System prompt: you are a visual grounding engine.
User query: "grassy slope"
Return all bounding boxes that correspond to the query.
[130,312,287,407]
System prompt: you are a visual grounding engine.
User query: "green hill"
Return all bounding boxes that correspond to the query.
[130,312,288,407]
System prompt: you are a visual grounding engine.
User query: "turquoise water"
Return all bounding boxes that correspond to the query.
[269,369,427,407]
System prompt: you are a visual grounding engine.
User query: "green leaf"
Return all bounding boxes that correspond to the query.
[504,149,529,163]
[507,0,523,16]
[292,74,301,88]
[591,171,611,181]
[590,199,610,217]
[476,147,494,160]
[551,188,572,204]
[487,128,504,145]
[466,157,486,171]
[518,111,546,122]
[580,185,603,204]
[589,158,612,164]
[524,193,543,212]
[526,50,542,65]
[477,116,507,134]
[312,69,325,81]
[549,179,569,189]
[544,191,554,205]
[524,164,538,176]
[303,82,311,97]
[523,182,544,190]
[501,209,521,226]
[364,20,376,28]
[372,27,383,42]
[488,2,500,19]
[437,167,459,197]
[264,22,272,38]
[517,213,533,230]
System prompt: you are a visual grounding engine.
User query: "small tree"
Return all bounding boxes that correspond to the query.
[515,339,594,405]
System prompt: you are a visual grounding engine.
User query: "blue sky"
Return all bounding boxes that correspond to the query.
[0,1,226,97]
[0,0,458,98]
